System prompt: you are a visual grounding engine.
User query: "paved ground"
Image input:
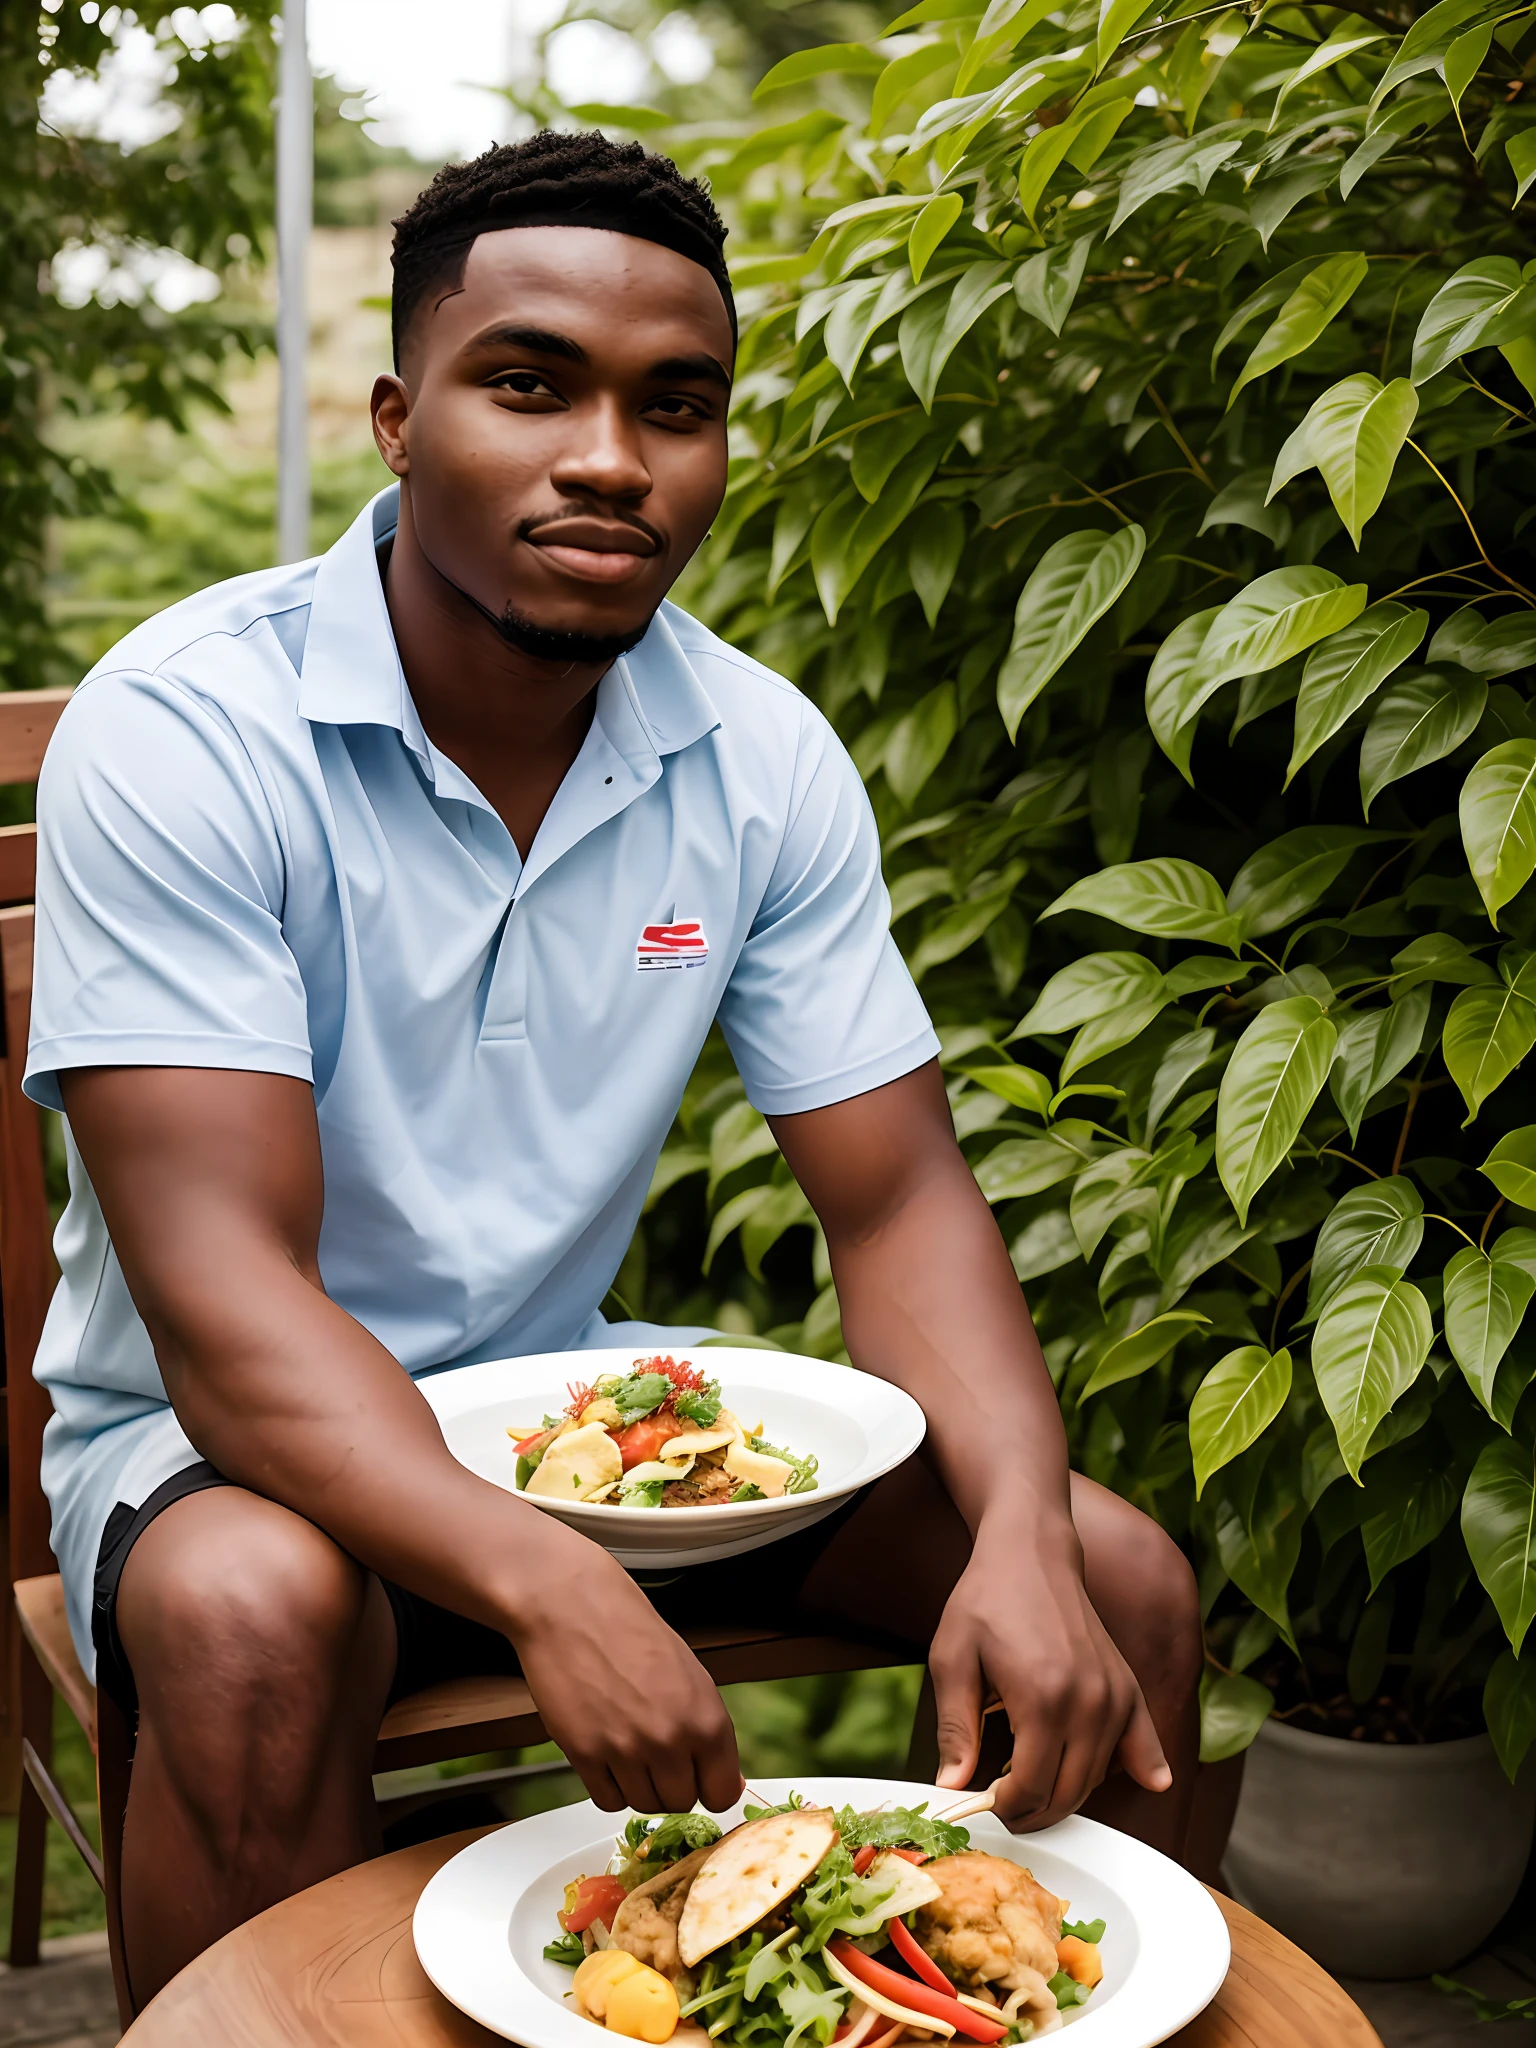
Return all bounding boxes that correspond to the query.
[2,1930,1534,2045]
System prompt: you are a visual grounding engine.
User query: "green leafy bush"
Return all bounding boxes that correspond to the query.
[618,0,1536,1769]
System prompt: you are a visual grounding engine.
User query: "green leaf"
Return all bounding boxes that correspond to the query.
[1362,1457,1458,1589]
[907,504,967,627]
[708,1100,778,1198]
[1095,0,1156,71]
[1443,948,1536,1122]
[884,682,959,806]
[827,269,950,387]
[1264,374,1418,549]
[1445,1233,1536,1416]
[1482,1127,1536,1209]
[1510,129,1536,206]
[1015,950,1164,1034]
[960,1063,1056,1118]
[1464,1436,1536,1653]
[1081,1309,1211,1400]
[1061,986,1174,1081]
[1443,21,1493,110]
[1198,469,1293,549]
[1461,740,1536,925]
[1144,605,1225,781]
[1199,1669,1275,1762]
[1109,128,1247,236]
[1390,931,1498,995]
[973,1129,1093,1199]
[811,448,940,623]
[908,878,1017,980]
[1227,825,1379,939]
[1044,856,1241,950]
[1271,15,1386,123]
[754,43,886,96]
[1434,612,1536,676]
[1190,1345,1293,1497]
[1146,1027,1216,1143]
[1013,235,1095,337]
[1009,1209,1082,1280]
[1485,1649,1536,1781]
[899,259,1014,410]
[1304,1175,1425,1322]
[1372,0,1505,109]
[1359,667,1488,816]
[909,191,964,280]
[1180,569,1370,715]
[1329,986,1430,1142]
[1228,252,1369,407]
[1313,1266,1434,1480]
[1287,604,1428,785]
[1216,997,1339,1226]
[996,526,1146,740]
[1411,255,1536,383]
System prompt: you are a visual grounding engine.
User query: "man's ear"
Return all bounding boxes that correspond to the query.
[371,373,411,477]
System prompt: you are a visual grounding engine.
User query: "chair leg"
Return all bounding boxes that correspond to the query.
[8,1638,54,1966]
[95,1682,136,2028]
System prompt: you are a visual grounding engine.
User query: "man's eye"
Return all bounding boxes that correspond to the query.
[494,371,557,397]
[647,395,708,420]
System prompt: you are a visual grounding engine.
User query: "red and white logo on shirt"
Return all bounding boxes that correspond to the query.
[636,919,709,971]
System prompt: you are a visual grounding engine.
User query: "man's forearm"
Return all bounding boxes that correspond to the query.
[144,1253,602,1635]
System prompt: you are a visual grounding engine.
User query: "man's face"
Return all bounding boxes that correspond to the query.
[374,226,733,657]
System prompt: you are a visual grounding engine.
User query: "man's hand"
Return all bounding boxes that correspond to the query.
[771,1064,1179,1832]
[929,1516,1170,1828]
[512,1559,744,1815]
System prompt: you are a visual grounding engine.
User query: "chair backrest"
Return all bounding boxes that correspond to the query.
[0,689,73,1582]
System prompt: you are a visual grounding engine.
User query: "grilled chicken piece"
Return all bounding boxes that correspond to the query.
[608,1839,720,1993]
[912,1850,1063,1991]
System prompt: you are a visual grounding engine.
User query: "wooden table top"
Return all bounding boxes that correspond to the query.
[120,1829,1382,2048]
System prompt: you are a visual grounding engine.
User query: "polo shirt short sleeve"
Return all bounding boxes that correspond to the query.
[717,701,936,1117]
[27,672,314,1108]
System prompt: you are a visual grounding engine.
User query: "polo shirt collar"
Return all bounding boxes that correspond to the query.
[296,486,722,776]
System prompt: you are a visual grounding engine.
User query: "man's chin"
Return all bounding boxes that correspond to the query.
[493,603,652,667]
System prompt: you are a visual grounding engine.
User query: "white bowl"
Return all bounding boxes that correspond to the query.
[418,1348,926,1567]
[413,1774,1231,2048]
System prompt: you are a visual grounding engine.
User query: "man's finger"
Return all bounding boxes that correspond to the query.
[575,1757,630,1812]
[651,1750,706,1816]
[932,1651,985,1791]
[996,1721,1065,1826]
[697,1732,746,1815]
[1115,1689,1172,1793]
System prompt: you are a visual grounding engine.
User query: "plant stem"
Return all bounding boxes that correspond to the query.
[1457,366,1534,424]
[1391,1059,1431,1175]
[1480,1197,1506,1249]
[1425,1211,1476,1247]
[1148,386,1215,489]
[1318,1146,1381,1178]
[1270,1257,1312,1347]
[1405,439,1536,604]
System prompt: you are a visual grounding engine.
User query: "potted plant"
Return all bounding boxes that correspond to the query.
[579,0,1536,1972]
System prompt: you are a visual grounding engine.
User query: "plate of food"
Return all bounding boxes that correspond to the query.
[412,1775,1230,2048]
[418,1348,925,1566]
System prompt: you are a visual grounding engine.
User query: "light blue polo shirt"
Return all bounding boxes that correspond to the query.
[25,486,938,1674]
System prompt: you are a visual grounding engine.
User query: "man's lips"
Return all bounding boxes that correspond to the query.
[523,519,660,587]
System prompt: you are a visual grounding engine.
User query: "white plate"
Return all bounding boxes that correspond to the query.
[419,1349,926,1567]
[414,1775,1231,2048]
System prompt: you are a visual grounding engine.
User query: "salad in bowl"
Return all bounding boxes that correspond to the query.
[545,1794,1104,2045]
[509,1356,818,1511]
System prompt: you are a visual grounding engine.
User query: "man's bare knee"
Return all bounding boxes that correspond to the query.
[117,1489,372,1832]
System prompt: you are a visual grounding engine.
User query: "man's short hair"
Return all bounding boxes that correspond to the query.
[390,130,733,370]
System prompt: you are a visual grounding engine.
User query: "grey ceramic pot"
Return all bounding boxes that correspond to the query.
[1222,1718,1536,1979]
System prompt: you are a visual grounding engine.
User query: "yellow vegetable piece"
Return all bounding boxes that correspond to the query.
[1056,1936,1103,1988]
[604,1962,680,2042]
[573,1949,643,2017]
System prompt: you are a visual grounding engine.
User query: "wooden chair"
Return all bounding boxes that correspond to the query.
[0,684,907,2030]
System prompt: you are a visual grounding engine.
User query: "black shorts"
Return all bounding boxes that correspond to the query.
[91,1460,871,1722]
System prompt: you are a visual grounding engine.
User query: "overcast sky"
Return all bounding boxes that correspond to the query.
[308,0,705,163]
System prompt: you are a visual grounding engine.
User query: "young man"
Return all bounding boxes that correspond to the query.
[27,132,1200,2002]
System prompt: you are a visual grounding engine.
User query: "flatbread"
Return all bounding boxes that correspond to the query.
[677,1808,838,1967]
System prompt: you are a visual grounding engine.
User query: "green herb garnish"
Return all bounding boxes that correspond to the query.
[544,1931,585,1967]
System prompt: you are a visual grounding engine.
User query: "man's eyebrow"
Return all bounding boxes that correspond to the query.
[466,323,588,364]
[648,352,732,393]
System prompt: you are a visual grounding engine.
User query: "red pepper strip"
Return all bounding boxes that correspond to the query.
[852,1845,879,1877]
[559,1874,629,1933]
[887,1848,927,1865]
[827,1942,1006,2044]
[887,1917,958,1999]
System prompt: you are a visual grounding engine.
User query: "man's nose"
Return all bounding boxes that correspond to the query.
[549,394,653,502]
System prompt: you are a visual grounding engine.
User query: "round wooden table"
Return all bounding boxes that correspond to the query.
[119,1829,1382,2048]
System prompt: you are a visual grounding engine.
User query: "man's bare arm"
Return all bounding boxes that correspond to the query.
[62,1065,742,1814]
[770,1061,1170,1826]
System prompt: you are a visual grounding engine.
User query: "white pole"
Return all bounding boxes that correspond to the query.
[275,0,313,564]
